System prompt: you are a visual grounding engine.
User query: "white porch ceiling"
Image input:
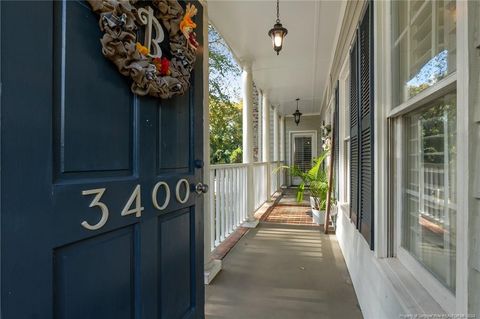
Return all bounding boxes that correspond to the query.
[207,0,345,116]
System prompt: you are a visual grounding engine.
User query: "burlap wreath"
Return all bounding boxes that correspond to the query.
[87,0,199,98]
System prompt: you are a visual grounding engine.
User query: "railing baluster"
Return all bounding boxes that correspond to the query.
[218,169,223,242]
[253,166,256,209]
[239,168,242,224]
[222,168,227,239]
[230,168,234,231]
[232,168,236,229]
[227,168,232,234]
[225,168,230,236]
[242,167,246,222]
[229,168,235,233]
[238,168,242,224]
[234,168,239,227]
[245,167,248,221]
[210,168,216,250]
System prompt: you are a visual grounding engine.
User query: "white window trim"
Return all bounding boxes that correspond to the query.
[374,0,391,258]
[397,247,456,312]
[339,56,350,208]
[383,0,469,314]
[388,74,457,119]
[454,0,469,313]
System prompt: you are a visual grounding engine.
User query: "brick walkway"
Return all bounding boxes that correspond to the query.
[262,204,315,225]
[261,189,317,226]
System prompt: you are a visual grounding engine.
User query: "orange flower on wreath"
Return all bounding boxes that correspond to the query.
[136,42,150,56]
[180,3,197,40]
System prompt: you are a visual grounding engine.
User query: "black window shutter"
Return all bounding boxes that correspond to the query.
[359,3,374,249]
[334,82,340,201]
[350,2,374,249]
[349,38,359,227]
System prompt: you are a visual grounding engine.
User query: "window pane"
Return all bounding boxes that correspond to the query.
[392,0,456,105]
[402,93,456,291]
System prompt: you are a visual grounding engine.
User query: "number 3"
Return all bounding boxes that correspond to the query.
[81,188,109,230]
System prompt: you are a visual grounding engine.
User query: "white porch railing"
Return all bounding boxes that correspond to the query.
[269,161,283,196]
[209,164,248,248]
[209,161,284,250]
[253,162,268,211]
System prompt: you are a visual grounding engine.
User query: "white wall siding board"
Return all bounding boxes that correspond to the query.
[468,0,480,315]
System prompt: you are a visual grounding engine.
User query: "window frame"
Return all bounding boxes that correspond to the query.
[394,103,457,312]
[384,0,469,314]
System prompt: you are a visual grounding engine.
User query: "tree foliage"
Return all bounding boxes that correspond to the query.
[208,24,242,164]
[209,98,242,164]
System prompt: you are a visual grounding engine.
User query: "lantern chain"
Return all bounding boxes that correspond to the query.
[276,0,280,23]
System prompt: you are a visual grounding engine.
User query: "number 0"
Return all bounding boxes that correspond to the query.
[152,181,170,210]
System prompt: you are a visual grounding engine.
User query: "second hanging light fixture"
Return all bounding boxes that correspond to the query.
[293,98,302,125]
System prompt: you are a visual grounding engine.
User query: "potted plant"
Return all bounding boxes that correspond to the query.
[309,179,328,224]
[275,150,329,224]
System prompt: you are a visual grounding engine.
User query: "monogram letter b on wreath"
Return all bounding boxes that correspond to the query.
[88,0,200,98]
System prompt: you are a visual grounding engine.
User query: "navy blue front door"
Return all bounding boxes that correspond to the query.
[0,1,204,318]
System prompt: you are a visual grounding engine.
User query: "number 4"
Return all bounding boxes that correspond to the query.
[121,185,144,218]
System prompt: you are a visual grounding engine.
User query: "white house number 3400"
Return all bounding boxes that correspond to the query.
[81,179,190,231]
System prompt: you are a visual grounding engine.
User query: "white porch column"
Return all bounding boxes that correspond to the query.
[280,115,285,161]
[242,62,254,164]
[279,116,285,187]
[273,107,279,162]
[203,9,221,284]
[241,62,258,228]
[262,93,272,199]
[262,93,271,162]
[257,89,263,161]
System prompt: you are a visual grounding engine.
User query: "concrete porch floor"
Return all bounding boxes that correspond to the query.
[205,220,363,318]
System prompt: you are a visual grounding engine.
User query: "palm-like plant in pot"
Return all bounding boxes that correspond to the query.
[275,150,329,224]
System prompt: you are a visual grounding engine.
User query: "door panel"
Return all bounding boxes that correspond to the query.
[54,226,137,319]
[159,210,193,318]
[57,0,134,176]
[1,1,204,318]
[157,94,191,173]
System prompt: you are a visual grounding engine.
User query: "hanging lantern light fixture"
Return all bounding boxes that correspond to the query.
[293,98,302,125]
[268,0,288,55]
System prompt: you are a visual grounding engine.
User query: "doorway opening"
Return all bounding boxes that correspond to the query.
[289,131,317,186]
